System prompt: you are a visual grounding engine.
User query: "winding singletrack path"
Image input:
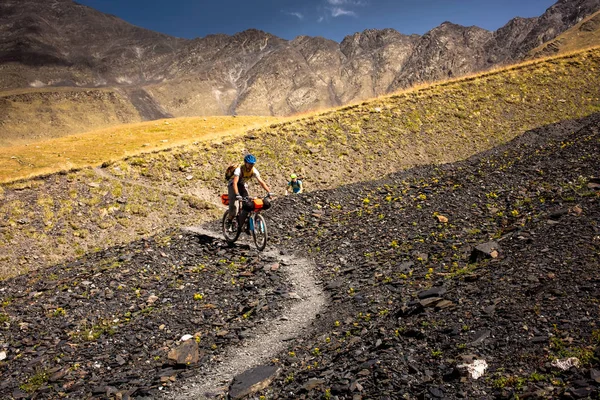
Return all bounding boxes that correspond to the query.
[94,167,326,399]
[163,226,326,399]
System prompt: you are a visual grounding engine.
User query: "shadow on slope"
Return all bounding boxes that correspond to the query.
[121,87,174,120]
[257,112,600,399]
[0,228,292,398]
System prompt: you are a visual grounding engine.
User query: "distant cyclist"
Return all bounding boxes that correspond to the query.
[285,173,303,195]
[226,154,273,230]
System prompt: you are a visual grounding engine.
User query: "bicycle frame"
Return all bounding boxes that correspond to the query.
[237,201,262,230]
[222,196,269,251]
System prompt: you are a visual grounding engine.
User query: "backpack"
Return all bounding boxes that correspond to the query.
[225,164,238,182]
[289,179,302,189]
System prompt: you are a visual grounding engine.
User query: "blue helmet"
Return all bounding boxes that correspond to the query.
[244,154,256,164]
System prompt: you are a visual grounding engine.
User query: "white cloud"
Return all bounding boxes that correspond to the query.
[284,11,304,20]
[331,7,356,17]
[317,0,364,22]
[327,0,366,5]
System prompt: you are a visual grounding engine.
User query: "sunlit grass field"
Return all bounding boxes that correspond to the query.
[0,115,283,183]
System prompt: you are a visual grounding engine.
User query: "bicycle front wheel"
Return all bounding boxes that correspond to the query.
[222,210,240,243]
[252,214,268,251]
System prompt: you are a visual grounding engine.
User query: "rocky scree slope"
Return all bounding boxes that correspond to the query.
[0,168,221,278]
[2,47,599,278]
[1,0,599,120]
[251,112,600,399]
[0,231,295,399]
[0,112,598,399]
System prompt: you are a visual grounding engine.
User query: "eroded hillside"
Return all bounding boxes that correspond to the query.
[0,88,142,146]
[1,0,598,141]
[1,49,600,277]
[527,9,600,58]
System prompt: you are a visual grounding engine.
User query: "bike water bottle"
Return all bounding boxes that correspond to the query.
[248,216,254,231]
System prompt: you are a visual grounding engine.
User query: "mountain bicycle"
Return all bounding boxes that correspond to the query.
[221,194,272,251]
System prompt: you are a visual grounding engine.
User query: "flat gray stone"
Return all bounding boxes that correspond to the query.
[470,329,491,346]
[418,286,447,299]
[470,241,499,262]
[229,364,279,399]
[303,378,326,391]
[590,368,600,383]
[420,297,442,307]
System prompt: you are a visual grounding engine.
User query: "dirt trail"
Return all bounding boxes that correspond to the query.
[160,226,326,399]
[92,168,326,398]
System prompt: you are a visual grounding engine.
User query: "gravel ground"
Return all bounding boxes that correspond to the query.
[1,113,599,399]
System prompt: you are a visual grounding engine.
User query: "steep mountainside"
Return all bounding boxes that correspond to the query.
[0,0,184,89]
[0,87,143,146]
[149,0,600,116]
[512,0,600,57]
[389,23,492,90]
[527,10,600,58]
[0,0,599,131]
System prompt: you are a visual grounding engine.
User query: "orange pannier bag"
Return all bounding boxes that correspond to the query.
[220,194,229,205]
[253,198,264,210]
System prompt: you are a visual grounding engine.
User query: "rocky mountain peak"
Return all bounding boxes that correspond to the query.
[427,21,490,37]
[228,29,285,52]
[340,28,414,58]
[437,21,464,28]
[510,0,600,58]
[290,35,338,50]
[1,0,599,119]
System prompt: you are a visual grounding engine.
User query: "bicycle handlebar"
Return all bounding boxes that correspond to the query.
[239,193,274,202]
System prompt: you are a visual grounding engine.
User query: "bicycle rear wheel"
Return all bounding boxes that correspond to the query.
[222,210,240,243]
[252,214,268,251]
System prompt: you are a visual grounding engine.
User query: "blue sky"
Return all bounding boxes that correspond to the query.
[76,0,557,42]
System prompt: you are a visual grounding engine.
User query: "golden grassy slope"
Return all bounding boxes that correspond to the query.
[0,116,283,183]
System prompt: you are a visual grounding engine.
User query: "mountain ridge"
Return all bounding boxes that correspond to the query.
[0,0,599,140]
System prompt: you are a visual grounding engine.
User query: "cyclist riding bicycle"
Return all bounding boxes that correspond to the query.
[226,154,273,232]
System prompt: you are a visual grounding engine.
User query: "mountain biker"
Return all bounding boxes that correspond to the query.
[285,173,303,195]
[226,154,273,231]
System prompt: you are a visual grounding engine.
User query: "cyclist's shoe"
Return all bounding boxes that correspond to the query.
[226,219,235,232]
